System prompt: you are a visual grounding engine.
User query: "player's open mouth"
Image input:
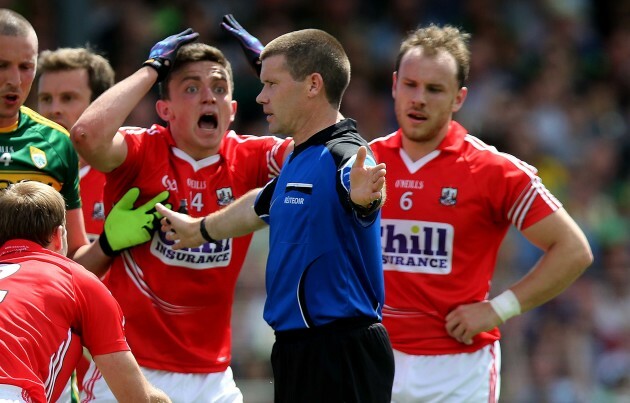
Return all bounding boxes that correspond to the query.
[198,113,218,130]
[4,94,18,102]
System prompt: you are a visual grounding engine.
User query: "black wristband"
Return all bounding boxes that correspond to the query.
[199,217,217,243]
[351,195,382,217]
[142,58,169,82]
[98,232,120,257]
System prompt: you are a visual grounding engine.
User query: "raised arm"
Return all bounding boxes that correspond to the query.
[156,188,266,250]
[445,208,593,344]
[70,29,198,172]
[70,68,154,172]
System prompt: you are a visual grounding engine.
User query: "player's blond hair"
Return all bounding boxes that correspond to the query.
[396,24,471,88]
[0,182,65,247]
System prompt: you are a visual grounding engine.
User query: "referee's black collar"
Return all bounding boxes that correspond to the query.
[291,118,357,161]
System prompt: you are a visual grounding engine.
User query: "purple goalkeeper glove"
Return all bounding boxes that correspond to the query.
[143,28,200,82]
[221,14,264,76]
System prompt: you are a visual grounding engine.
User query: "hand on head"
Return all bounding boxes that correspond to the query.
[143,28,200,82]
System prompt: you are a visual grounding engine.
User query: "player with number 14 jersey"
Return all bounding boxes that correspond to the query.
[102,124,291,373]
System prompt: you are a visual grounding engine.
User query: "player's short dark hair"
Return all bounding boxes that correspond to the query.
[0,181,65,247]
[159,43,234,100]
[0,8,35,37]
[396,24,471,88]
[37,47,115,101]
[261,29,350,109]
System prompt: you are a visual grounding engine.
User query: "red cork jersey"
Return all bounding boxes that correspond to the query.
[103,125,291,372]
[79,166,106,241]
[370,121,561,355]
[0,240,128,402]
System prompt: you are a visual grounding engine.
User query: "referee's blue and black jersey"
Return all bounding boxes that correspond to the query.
[254,119,384,332]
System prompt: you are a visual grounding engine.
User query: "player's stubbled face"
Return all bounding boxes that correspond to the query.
[257,54,308,138]
[164,61,236,159]
[392,46,465,148]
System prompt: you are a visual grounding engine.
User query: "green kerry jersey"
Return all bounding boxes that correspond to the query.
[0,106,81,210]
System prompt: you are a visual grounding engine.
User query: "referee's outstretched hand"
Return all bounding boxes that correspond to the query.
[349,146,386,208]
[155,203,204,250]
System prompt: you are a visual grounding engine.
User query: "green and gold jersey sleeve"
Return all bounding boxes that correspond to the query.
[0,106,81,210]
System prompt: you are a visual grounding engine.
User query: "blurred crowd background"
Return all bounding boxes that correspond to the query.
[7,0,630,401]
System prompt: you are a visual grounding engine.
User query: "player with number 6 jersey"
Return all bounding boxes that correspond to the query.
[370,24,592,402]
[372,121,559,353]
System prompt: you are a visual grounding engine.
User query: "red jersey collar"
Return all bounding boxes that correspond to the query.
[393,120,468,154]
[435,120,469,153]
[0,239,47,257]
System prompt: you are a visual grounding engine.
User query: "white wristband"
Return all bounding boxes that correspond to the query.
[489,290,521,323]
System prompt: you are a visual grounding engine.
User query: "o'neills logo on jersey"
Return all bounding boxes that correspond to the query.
[151,229,232,269]
[381,219,454,274]
[395,179,424,189]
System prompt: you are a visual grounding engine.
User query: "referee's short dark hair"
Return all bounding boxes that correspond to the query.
[261,29,351,109]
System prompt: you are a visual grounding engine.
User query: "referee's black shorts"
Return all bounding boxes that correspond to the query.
[271,317,394,403]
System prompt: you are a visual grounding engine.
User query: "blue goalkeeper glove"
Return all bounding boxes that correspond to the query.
[221,14,264,76]
[143,28,199,82]
[99,188,171,257]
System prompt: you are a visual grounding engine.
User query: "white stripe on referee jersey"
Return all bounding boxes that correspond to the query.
[297,271,310,328]
[45,328,72,400]
[464,135,561,230]
[122,251,203,315]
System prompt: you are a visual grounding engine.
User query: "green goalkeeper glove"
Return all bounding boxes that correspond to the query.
[99,188,171,257]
